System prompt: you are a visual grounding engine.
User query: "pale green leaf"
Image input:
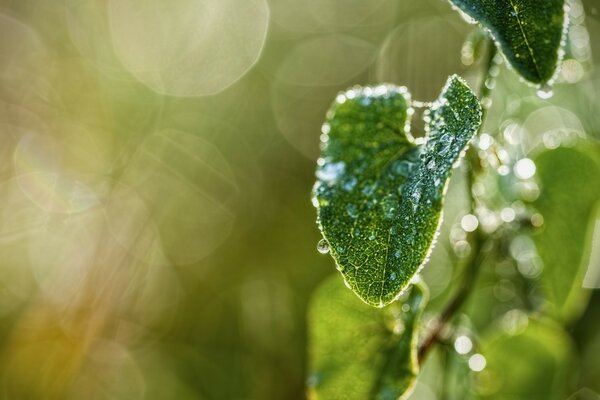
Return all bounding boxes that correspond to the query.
[449,0,567,85]
[533,143,600,321]
[478,316,576,400]
[313,75,481,307]
[307,276,428,400]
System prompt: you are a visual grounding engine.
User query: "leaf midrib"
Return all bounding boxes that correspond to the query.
[507,0,543,81]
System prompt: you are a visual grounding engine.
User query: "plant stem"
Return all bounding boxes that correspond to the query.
[417,37,498,364]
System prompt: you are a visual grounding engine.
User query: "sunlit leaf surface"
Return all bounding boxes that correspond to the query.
[478,316,575,400]
[449,0,566,85]
[307,276,428,400]
[533,143,600,321]
[313,75,481,307]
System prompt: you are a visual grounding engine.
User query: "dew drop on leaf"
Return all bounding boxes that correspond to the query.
[346,203,359,218]
[536,83,554,99]
[317,239,330,254]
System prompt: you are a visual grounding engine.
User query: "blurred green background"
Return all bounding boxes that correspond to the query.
[0,0,599,399]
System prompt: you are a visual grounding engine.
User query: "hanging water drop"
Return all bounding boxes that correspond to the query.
[317,239,330,254]
[536,83,554,99]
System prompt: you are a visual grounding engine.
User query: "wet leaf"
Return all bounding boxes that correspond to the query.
[478,316,576,400]
[307,275,428,400]
[313,75,481,307]
[449,0,567,85]
[533,143,600,321]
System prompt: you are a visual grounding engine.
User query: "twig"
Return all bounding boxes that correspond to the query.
[417,37,498,364]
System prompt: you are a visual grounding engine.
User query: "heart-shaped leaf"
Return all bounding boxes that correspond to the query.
[307,275,428,400]
[313,75,481,307]
[449,0,567,85]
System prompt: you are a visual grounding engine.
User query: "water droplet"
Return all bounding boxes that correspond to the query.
[397,184,405,196]
[481,96,493,109]
[343,176,358,191]
[346,204,359,218]
[311,196,319,208]
[394,250,401,259]
[368,233,376,241]
[439,134,454,154]
[362,183,376,196]
[392,160,413,177]
[401,303,410,312]
[317,239,330,254]
[374,84,388,96]
[360,97,372,106]
[536,83,554,99]
[411,188,421,212]
[381,194,399,219]
[316,161,345,184]
[390,272,397,280]
[353,228,361,236]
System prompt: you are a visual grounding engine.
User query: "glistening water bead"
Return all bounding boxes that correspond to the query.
[317,239,330,254]
[536,83,554,99]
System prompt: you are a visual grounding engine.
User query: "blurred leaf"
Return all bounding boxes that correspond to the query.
[477,316,576,400]
[313,75,481,307]
[461,27,489,66]
[406,344,474,400]
[533,143,600,321]
[449,0,566,85]
[307,275,428,400]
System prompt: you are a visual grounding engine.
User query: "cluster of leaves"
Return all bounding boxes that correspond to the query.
[309,1,600,399]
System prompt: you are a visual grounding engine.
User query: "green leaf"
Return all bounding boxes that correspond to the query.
[307,275,428,400]
[313,75,481,307]
[477,315,576,400]
[449,0,567,85]
[533,143,600,321]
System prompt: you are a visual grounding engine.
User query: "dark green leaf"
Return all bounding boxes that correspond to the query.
[449,0,567,85]
[533,143,600,321]
[307,276,428,400]
[477,316,576,400]
[313,76,481,307]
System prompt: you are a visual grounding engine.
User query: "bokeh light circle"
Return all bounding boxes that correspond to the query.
[108,0,270,96]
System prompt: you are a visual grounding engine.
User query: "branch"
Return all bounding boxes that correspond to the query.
[417,37,498,364]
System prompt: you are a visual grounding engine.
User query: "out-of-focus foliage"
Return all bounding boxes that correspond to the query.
[477,317,576,399]
[0,0,598,399]
[314,77,480,307]
[534,144,600,321]
[308,275,427,400]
